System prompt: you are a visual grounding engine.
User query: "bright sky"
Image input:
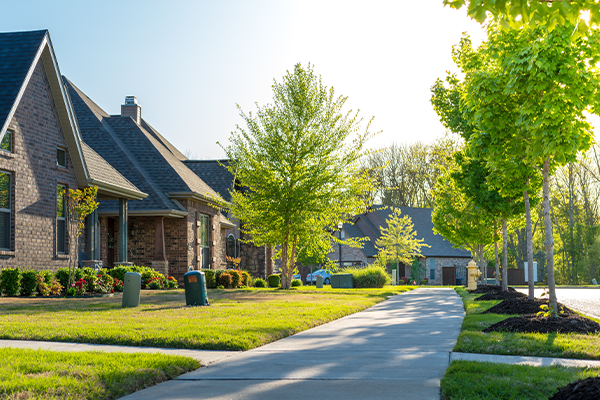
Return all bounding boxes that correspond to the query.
[3,0,488,159]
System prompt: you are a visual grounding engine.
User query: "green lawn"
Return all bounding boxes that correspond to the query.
[441,360,600,400]
[454,287,600,359]
[0,286,414,351]
[0,347,199,400]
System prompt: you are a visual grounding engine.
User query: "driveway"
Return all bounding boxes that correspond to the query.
[119,288,465,400]
[515,288,600,319]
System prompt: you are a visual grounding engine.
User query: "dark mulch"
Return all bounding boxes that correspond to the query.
[483,313,600,334]
[550,377,600,400]
[471,284,517,294]
[474,290,527,301]
[482,298,575,316]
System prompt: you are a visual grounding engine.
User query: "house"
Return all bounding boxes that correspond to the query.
[328,206,472,285]
[0,30,146,271]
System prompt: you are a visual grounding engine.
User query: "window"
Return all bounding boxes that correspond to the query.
[0,172,11,250]
[429,258,435,280]
[56,185,66,254]
[57,148,66,167]
[226,234,236,258]
[198,214,209,268]
[1,131,12,153]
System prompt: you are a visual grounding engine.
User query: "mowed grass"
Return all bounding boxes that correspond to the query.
[0,347,199,400]
[441,360,600,400]
[454,287,600,359]
[0,286,414,351]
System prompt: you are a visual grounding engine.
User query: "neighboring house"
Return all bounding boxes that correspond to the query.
[0,30,146,271]
[328,206,472,285]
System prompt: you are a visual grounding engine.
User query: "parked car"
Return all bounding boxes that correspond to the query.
[306,269,333,285]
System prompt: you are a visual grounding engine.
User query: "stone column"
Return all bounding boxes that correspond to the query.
[118,198,128,263]
[152,216,169,276]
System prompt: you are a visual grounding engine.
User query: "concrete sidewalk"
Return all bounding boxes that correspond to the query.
[119,288,465,400]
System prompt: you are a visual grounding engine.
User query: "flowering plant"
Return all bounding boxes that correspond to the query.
[113,279,124,292]
[163,276,179,289]
[71,278,87,296]
[147,277,163,290]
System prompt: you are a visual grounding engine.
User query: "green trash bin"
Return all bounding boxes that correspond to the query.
[184,270,209,306]
[316,275,324,288]
[331,273,353,288]
[122,272,141,308]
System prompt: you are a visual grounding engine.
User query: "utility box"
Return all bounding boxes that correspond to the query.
[316,275,324,288]
[184,270,209,306]
[331,273,353,289]
[122,272,141,308]
[391,268,397,286]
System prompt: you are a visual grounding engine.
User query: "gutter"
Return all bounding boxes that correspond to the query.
[88,179,148,200]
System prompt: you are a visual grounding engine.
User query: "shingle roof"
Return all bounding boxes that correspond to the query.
[0,30,47,132]
[184,160,234,202]
[344,205,472,258]
[64,78,224,214]
[80,141,142,194]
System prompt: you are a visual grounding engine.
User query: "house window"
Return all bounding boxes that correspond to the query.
[429,258,435,280]
[1,131,12,153]
[226,234,236,258]
[56,184,66,254]
[0,172,11,250]
[198,214,209,268]
[57,148,66,167]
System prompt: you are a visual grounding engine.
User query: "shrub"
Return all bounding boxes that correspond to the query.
[112,279,124,292]
[82,268,99,293]
[141,269,164,285]
[400,276,409,284]
[216,285,225,289]
[49,279,63,296]
[55,267,84,289]
[36,272,51,296]
[219,272,232,288]
[164,276,179,289]
[291,278,302,287]
[342,265,388,288]
[268,274,281,288]
[72,278,87,295]
[20,269,38,296]
[0,267,21,296]
[240,271,250,286]
[229,270,241,287]
[108,266,132,282]
[420,279,428,285]
[147,277,163,290]
[254,278,267,288]
[204,270,216,288]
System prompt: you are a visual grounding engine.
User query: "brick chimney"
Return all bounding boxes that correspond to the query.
[121,96,141,124]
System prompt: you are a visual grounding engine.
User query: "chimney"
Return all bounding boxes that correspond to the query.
[121,96,141,124]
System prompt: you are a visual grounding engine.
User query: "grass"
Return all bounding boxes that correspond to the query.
[0,347,199,400]
[0,286,414,351]
[441,360,600,400]
[454,287,600,359]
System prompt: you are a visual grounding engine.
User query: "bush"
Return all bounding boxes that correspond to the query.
[164,276,178,289]
[39,270,54,286]
[204,270,216,288]
[216,285,225,289]
[0,267,21,296]
[420,279,428,285]
[254,278,267,288]
[55,267,84,289]
[291,278,302,287]
[49,279,63,296]
[20,269,38,296]
[241,271,250,286]
[82,268,99,293]
[229,270,241,287]
[400,276,409,284]
[342,265,388,288]
[108,266,132,282]
[268,274,281,288]
[219,272,232,288]
[141,269,164,285]
[112,279,124,292]
[147,277,163,290]
[36,272,51,296]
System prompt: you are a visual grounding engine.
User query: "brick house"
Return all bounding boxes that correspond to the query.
[0,30,146,271]
[328,206,472,285]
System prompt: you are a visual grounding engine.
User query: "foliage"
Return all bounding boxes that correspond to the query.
[19,270,38,297]
[375,208,430,265]
[228,270,241,288]
[241,271,250,286]
[291,279,303,287]
[107,267,131,282]
[164,276,178,289]
[147,277,163,290]
[64,186,98,285]
[0,267,21,297]
[71,279,87,296]
[226,256,241,268]
[221,63,376,289]
[204,270,216,289]
[253,278,267,288]
[268,274,281,288]
[218,273,232,288]
[112,279,124,292]
[0,347,199,400]
[36,273,51,297]
[56,267,83,290]
[410,258,426,283]
[342,265,389,288]
[49,279,63,296]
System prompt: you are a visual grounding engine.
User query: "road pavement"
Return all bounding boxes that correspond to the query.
[515,288,600,319]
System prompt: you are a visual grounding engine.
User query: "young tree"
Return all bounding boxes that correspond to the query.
[375,208,430,267]
[64,186,99,285]
[222,63,376,289]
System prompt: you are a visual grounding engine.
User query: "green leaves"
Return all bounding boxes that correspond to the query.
[375,208,430,265]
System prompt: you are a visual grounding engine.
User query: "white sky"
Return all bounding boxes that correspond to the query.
[3,1,489,159]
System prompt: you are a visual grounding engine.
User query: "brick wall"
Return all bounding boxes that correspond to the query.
[425,257,470,285]
[0,59,79,272]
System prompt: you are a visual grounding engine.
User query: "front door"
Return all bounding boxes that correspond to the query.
[442,266,456,285]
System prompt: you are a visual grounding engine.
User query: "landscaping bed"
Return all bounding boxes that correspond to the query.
[551,377,600,400]
[482,298,574,316]
[483,313,600,334]
[0,347,199,400]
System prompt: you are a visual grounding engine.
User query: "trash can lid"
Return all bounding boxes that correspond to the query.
[184,270,205,277]
[124,272,141,277]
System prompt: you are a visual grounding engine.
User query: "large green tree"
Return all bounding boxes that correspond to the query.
[222,63,375,289]
[375,208,430,266]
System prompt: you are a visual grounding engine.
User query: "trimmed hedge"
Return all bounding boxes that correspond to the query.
[254,278,267,288]
[19,270,38,296]
[204,270,216,288]
[341,265,389,288]
[268,274,281,288]
[0,267,21,296]
[291,278,302,287]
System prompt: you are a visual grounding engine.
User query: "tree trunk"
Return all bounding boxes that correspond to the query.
[502,218,508,292]
[524,188,535,300]
[543,157,559,317]
[281,227,289,289]
[495,221,500,286]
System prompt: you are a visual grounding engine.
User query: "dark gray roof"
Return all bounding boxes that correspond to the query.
[64,78,223,214]
[0,30,47,132]
[344,205,471,258]
[80,141,141,194]
[184,160,234,202]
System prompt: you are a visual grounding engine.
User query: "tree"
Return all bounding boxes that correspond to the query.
[221,63,375,289]
[375,208,430,267]
[64,186,99,286]
[443,0,600,37]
